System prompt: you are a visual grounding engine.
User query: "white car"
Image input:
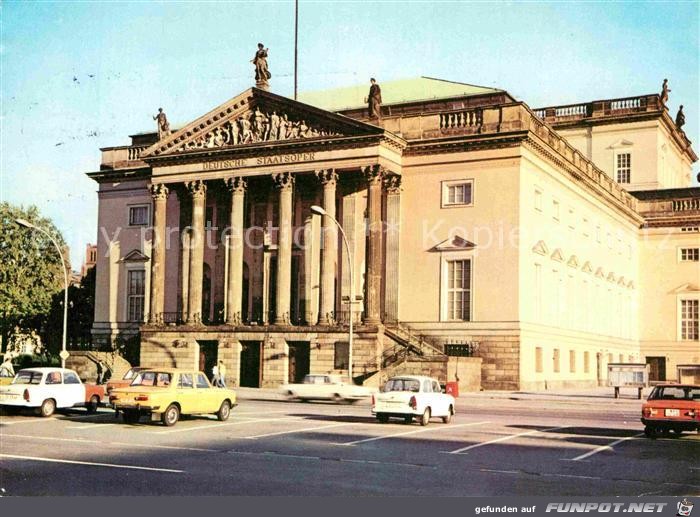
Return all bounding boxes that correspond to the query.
[0,367,105,417]
[280,374,373,403]
[372,375,455,426]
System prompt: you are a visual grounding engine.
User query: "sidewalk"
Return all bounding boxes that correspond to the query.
[234,385,651,404]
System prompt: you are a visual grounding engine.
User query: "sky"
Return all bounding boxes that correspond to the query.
[2,0,698,269]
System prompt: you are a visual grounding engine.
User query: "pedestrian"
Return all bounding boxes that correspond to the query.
[96,361,105,384]
[1,355,14,376]
[211,363,219,387]
[218,360,227,388]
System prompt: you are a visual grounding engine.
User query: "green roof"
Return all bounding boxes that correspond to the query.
[298,76,504,112]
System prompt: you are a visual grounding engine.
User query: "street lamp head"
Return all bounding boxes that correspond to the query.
[310,205,326,216]
[15,218,35,229]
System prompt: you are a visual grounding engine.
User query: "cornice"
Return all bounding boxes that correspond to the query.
[404,132,528,156]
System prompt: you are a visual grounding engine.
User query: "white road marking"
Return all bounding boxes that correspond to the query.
[447,426,569,454]
[0,453,183,473]
[67,423,119,430]
[0,417,53,426]
[245,422,351,439]
[155,416,302,434]
[0,433,217,452]
[336,421,490,446]
[569,433,644,461]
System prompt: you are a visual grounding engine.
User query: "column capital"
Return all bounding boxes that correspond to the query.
[384,174,402,194]
[361,164,385,185]
[315,169,338,187]
[186,180,207,199]
[273,172,295,191]
[149,183,169,201]
[225,176,247,194]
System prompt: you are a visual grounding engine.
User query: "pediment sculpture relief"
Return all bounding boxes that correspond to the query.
[176,107,341,152]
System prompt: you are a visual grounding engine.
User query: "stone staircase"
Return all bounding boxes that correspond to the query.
[361,322,448,388]
[65,351,132,383]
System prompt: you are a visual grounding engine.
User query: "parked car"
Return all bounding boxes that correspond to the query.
[109,368,237,426]
[280,374,374,403]
[0,367,106,416]
[0,365,14,386]
[641,383,700,438]
[105,366,149,395]
[372,375,455,426]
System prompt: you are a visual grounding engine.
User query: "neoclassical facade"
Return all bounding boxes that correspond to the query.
[89,77,699,390]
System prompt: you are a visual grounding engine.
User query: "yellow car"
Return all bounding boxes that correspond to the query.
[109,368,237,426]
[0,366,15,386]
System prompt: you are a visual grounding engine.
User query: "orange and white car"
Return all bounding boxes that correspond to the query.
[641,383,700,438]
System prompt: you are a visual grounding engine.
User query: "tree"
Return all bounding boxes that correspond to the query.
[45,266,96,350]
[0,203,67,354]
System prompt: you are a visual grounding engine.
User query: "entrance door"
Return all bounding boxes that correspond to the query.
[646,357,666,382]
[240,341,262,388]
[198,340,218,381]
[287,341,310,383]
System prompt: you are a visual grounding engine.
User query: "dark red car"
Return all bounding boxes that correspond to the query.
[641,383,700,438]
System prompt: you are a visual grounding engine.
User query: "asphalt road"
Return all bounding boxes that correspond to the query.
[0,392,698,496]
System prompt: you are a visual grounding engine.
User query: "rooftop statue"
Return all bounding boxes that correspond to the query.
[366,78,382,120]
[153,108,171,140]
[675,105,685,130]
[660,78,671,106]
[252,43,271,89]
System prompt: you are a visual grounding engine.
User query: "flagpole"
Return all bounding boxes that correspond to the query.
[294,0,298,100]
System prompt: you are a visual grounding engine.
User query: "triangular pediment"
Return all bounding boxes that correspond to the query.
[582,261,593,273]
[606,271,617,282]
[429,235,477,252]
[121,249,149,262]
[141,88,385,158]
[550,248,565,262]
[672,283,700,294]
[608,139,634,149]
[617,276,626,286]
[595,267,605,278]
[532,240,549,256]
[567,255,579,269]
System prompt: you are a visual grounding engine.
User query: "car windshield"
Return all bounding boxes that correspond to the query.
[131,371,172,387]
[649,386,700,400]
[384,378,420,392]
[12,371,42,385]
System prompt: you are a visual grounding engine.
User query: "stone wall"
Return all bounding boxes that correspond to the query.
[446,356,482,392]
[477,336,520,390]
[65,351,132,383]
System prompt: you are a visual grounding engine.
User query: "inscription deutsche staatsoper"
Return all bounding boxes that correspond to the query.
[202,153,316,170]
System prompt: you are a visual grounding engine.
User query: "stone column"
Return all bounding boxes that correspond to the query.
[225,177,246,325]
[316,169,338,324]
[384,175,401,323]
[186,180,206,325]
[363,165,384,324]
[303,214,321,325]
[273,172,294,325]
[341,190,362,324]
[148,183,169,324]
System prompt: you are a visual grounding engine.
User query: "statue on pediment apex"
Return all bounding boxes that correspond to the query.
[252,43,271,88]
[153,108,171,140]
[660,78,670,106]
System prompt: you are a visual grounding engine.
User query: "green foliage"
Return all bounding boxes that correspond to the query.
[14,353,60,369]
[44,266,96,352]
[0,203,67,352]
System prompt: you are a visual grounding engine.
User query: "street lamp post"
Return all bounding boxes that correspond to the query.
[16,219,69,369]
[310,205,357,382]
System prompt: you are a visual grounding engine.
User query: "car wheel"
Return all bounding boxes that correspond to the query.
[217,400,231,421]
[644,425,654,438]
[403,415,413,424]
[39,398,56,417]
[660,427,671,438]
[122,409,139,424]
[286,390,297,401]
[376,413,389,423]
[162,404,180,427]
[670,427,683,438]
[420,408,431,427]
[442,405,454,424]
[332,394,343,404]
[87,395,99,414]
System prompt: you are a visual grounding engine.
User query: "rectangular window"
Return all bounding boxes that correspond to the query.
[128,205,149,226]
[681,299,699,340]
[596,224,601,243]
[607,353,613,364]
[127,270,145,322]
[582,218,589,237]
[616,153,631,183]
[442,180,473,207]
[534,263,542,321]
[680,248,700,262]
[552,199,560,221]
[334,342,349,370]
[584,351,590,373]
[568,207,575,230]
[535,347,543,373]
[681,227,700,233]
[569,350,576,373]
[446,259,471,321]
[534,188,543,212]
[205,206,215,229]
[553,349,560,373]
[618,354,624,363]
